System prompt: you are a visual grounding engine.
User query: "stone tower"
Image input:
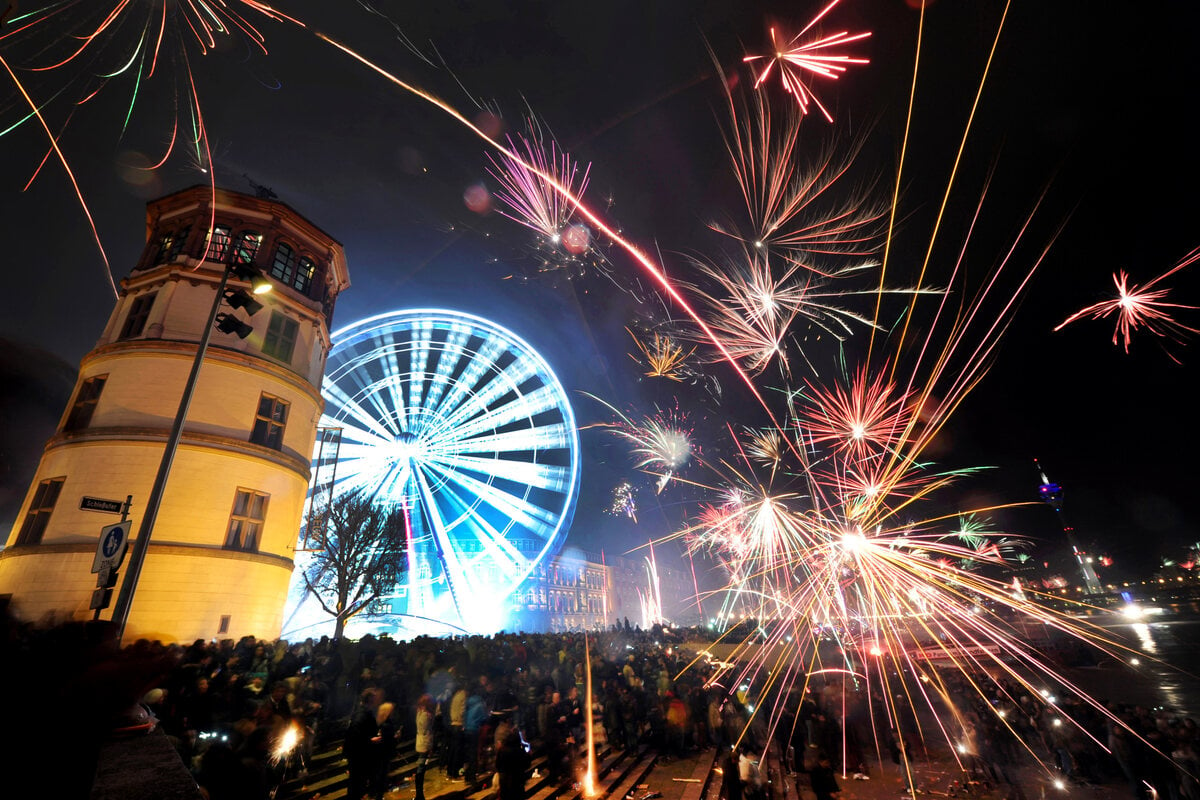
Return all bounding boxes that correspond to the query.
[0,185,350,642]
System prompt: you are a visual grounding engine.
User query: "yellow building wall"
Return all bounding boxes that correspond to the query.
[0,185,349,644]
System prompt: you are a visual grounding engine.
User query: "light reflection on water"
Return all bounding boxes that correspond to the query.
[1075,607,1200,717]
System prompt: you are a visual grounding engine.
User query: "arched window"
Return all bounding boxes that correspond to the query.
[205,225,232,262]
[155,226,191,264]
[295,256,315,294]
[234,231,262,265]
[270,242,297,285]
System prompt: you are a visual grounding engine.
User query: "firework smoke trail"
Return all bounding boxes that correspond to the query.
[0,49,114,294]
[742,0,870,122]
[639,544,665,629]
[869,1,1012,375]
[1053,246,1200,362]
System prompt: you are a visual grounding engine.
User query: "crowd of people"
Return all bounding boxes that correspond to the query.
[0,616,748,800]
[147,620,752,800]
[4,603,1198,800]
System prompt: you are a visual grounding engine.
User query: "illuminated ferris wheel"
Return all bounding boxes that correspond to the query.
[314,309,580,633]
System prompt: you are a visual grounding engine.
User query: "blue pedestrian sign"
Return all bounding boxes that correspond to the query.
[91,520,132,573]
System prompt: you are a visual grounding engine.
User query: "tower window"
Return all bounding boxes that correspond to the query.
[63,375,107,432]
[270,243,297,285]
[119,292,157,339]
[262,311,299,363]
[16,476,66,546]
[295,257,315,294]
[155,226,191,264]
[234,231,263,265]
[204,225,233,262]
[224,488,269,552]
[250,393,289,450]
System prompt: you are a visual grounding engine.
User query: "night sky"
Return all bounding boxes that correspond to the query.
[1,1,1198,583]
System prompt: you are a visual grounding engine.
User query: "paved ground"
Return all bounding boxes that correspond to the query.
[371,740,1137,800]
[784,749,1135,800]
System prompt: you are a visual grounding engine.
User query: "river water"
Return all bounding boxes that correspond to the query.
[1056,605,1200,717]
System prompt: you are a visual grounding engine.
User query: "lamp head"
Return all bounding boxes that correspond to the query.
[214,313,254,339]
[229,263,273,295]
[224,289,263,316]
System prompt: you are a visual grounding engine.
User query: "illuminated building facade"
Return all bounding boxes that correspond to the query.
[0,186,350,643]
[507,549,703,633]
[512,548,611,632]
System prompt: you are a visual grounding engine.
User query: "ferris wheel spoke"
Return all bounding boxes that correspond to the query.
[428,336,509,420]
[431,453,572,493]
[419,323,474,415]
[409,467,483,615]
[438,385,566,446]
[406,321,437,414]
[439,466,561,540]
[416,467,535,574]
[445,425,573,462]
[438,355,543,431]
[324,379,400,441]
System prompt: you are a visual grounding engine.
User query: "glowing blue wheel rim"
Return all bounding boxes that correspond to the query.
[317,308,580,634]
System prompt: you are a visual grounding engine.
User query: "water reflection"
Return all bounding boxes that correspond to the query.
[1091,612,1200,716]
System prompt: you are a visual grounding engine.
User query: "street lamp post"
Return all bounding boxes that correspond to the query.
[110,263,268,640]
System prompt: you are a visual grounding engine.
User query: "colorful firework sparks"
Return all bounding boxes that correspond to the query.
[944,513,1030,570]
[583,394,695,494]
[742,0,871,122]
[627,327,695,381]
[685,71,938,378]
[0,1,300,293]
[5,3,1164,781]
[488,122,591,243]
[1053,247,1200,362]
[795,365,914,459]
[685,245,935,377]
[0,1,299,171]
[608,480,638,522]
[638,543,666,628]
[714,76,885,256]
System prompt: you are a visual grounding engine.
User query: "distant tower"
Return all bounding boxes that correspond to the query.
[1035,459,1103,595]
[0,186,350,642]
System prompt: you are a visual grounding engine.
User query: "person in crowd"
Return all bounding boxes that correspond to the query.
[808,753,841,800]
[494,711,531,800]
[370,701,396,800]
[447,682,468,779]
[414,693,435,800]
[344,688,383,800]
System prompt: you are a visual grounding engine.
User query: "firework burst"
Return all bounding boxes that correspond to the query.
[627,327,696,382]
[796,365,914,459]
[1,1,300,293]
[584,394,695,494]
[742,0,871,122]
[1054,247,1200,363]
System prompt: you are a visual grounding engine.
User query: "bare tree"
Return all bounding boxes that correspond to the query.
[301,492,407,639]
